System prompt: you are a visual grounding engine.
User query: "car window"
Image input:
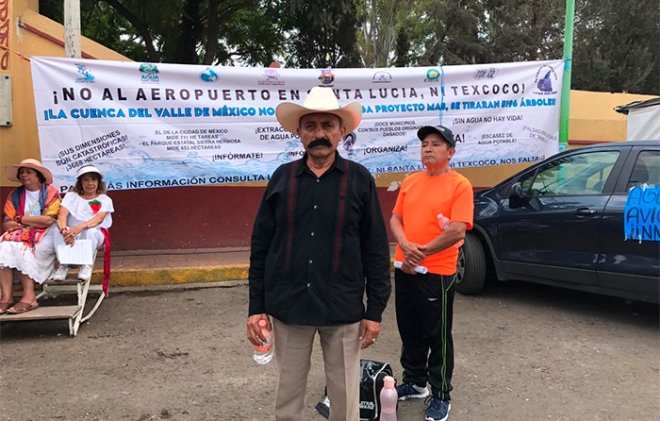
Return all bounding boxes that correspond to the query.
[520,170,536,195]
[627,151,660,190]
[520,151,620,196]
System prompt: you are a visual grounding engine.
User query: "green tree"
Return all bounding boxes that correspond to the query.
[281,0,364,68]
[393,27,411,67]
[481,0,564,62]
[573,0,659,94]
[40,0,286,65]
[357,0,415,67]
[397,0,488,66]
[39,0,659,95]
[397,0,565,66]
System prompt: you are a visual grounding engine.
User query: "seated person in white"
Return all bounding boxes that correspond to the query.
[51,165,114,281]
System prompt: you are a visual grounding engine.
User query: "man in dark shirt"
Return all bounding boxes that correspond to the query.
[247,87,391,421]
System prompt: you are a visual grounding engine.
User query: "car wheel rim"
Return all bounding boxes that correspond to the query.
[456,247,465,284]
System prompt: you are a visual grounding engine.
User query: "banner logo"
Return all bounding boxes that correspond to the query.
[425,69,440,82]
[534,65,558,95]
[258,69,285,86]
[372,71,392,84]
[342,132,357,156]
[473,67,498,80]
[139,63,160,84]
[318,70,335,86]
[200,68,219,82]
[75,64,95,83]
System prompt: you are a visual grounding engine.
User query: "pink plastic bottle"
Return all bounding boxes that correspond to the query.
[437,213,464,248]
[379,376,398,421]
[252,319,273,364]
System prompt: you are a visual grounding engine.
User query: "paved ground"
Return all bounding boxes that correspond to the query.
[1,279,658,421]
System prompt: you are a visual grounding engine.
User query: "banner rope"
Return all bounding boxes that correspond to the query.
[0,44,31,62]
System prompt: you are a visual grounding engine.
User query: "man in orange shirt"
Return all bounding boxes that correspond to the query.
[390,125,474,421]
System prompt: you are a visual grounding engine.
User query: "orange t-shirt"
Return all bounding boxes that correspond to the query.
[393,170,474,275]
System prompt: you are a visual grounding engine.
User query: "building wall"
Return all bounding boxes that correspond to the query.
[2,0,42,170]
[1,0,657,250]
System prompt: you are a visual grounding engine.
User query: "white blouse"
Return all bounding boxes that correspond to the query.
[61,193,114,229]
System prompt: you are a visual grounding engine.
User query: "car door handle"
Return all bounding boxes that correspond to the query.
[575,208,598,217]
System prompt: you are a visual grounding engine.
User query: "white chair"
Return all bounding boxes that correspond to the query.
[0,251,106,337]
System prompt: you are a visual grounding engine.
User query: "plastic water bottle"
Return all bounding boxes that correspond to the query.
[437,213,464,248]
[380,376,398,421]
[253,319,273,364]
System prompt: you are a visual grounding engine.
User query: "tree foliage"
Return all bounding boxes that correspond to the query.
[280,0,363,68]
[357,0,415,67]
[39,0,658,93]
[40,0,286,65]
[572,0,659,94]
[481,0,565,63]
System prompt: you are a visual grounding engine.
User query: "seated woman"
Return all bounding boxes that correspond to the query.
[0,159,61,314]
[51,165,114,281]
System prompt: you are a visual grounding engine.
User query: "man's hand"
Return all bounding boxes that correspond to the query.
[247,313,270,347]
[359,319,381,350]
[401,259,417,275]
[400,241,426,265]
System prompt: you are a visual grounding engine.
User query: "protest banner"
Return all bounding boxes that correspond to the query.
[30,57,564,191]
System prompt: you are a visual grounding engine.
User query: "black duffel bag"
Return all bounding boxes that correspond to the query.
[315,359,396,421]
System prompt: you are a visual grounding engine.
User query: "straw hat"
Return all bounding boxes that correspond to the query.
[276,87,362,135]
[5,158,53,185]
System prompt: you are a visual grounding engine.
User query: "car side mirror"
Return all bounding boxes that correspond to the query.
[510,182,523,198]
[508,182,525,209]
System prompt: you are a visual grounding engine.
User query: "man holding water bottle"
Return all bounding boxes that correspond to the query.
[247,87,391,421]
[390,125,474,421]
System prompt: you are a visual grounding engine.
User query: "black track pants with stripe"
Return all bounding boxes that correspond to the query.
[395,269,455,401]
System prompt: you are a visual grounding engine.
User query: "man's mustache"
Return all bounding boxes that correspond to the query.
[308,138,332,148]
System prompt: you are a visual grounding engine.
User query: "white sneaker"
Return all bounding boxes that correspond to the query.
[78,265,93,281]
[50,265,69,281]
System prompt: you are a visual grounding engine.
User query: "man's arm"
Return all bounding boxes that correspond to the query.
[360,176,392,324]
[390,214,426,265]
[248,180,277,317]
[246,178,278,346]
[422,221,467,255]
[423,181,473,255]
[358,176,391,349]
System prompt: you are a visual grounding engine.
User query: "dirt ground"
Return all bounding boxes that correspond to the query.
[1,279,658,421]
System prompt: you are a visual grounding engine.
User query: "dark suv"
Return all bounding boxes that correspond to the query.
[457,141,659,303]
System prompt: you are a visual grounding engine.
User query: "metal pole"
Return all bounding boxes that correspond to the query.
[64,0,81,58]
[559,0,575,151]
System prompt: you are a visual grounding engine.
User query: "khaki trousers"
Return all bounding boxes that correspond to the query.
[272,318,361,421]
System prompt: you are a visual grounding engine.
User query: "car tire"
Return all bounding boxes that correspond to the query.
[455,232,487,295]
